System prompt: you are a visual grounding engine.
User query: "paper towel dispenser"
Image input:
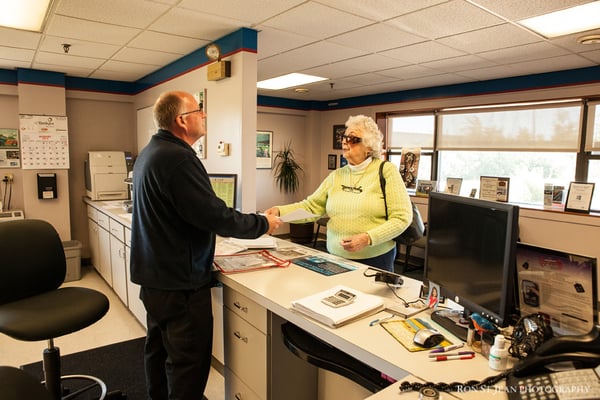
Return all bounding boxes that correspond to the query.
[85,151,128,201]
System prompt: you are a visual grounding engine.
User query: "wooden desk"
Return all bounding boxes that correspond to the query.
[216,241,510,400]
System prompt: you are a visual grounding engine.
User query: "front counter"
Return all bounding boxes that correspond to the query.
[85,199,509,400]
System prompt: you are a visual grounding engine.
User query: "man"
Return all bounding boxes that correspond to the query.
[130,90,281,400]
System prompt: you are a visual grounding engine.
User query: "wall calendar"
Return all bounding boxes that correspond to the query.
[19,115,69,169]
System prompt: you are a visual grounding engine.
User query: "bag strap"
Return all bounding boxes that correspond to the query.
[379,160,389,220]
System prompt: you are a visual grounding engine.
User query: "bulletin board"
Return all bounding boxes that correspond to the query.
[19,115,69,169]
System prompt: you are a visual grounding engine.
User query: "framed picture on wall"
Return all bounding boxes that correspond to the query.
[256,131,273,169]
[328,154,336,170]
[333,124,345,150]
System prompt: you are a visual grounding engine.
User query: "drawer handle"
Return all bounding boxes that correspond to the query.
[234,393,242,400]
[233,331,248,343]
[233,301,248,313]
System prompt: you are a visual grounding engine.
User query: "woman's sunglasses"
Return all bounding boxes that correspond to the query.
[341,134,362,144]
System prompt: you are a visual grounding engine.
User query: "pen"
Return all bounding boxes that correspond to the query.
[430,354,475,362]
[429,343,465,354]
[428,351,474,358]
[369,315,393,326]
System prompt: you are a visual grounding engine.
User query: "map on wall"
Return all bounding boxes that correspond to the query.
[19,115,69,169]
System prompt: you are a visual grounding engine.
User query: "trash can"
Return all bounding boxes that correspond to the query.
[62,240,82,282]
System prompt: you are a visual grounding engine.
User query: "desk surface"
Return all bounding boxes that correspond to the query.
[216,240,511,400]
[85,199,510,400]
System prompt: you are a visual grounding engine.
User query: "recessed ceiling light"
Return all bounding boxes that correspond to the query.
[0,0,53,32]
[519,2,600,38]
[257,73,327,90]
[577,34,600,45]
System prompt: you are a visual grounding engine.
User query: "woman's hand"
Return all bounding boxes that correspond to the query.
[340,233,370,252]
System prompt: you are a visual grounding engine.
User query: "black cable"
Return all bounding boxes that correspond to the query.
[398,370,511,393]
[7,180,12,210]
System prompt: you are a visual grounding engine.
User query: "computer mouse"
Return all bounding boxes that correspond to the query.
[413,328,444,348]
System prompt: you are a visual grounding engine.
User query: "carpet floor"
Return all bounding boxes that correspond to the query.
[21,337,146,400]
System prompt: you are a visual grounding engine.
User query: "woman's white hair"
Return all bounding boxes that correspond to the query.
[345,114,383,159]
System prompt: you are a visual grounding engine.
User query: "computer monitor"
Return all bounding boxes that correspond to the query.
[516,242,598,336]
[425,192,520,340]
[208,173,237,209]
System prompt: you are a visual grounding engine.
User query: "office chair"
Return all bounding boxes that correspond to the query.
[0,219,110,400]
[0,366,54,400]
[312,215,330,248]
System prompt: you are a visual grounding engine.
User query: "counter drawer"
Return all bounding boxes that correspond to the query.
[223,308,266,398]
[223,286,266,333]
[124,227,131,247]
[224,367,263,400]
[109,218,125,242]
[97,211,110,230]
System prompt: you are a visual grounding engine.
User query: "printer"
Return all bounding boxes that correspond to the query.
[85,151,129,201]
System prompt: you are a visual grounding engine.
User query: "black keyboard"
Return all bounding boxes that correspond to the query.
[431,310,468,341]
[293,256,354,276]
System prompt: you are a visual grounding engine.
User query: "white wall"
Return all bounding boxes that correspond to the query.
[134,50,258,212]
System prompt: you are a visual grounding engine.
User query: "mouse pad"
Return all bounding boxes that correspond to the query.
[380,317,453,352]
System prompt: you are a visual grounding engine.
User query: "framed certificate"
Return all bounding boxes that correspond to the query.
[565,182,595,213]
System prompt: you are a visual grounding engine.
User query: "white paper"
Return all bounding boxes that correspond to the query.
[228,235,277,249]
[291,285,384,328]
[280,209,321,223]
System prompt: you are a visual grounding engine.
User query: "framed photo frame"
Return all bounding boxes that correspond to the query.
[565,182,595,213]
[333,124,345,150]
[327,154,336,170]
[479,176,510,202]
[256,131,273,169]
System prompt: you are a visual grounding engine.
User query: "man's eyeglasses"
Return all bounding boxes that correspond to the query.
[341,134,362,144]
[341,184,363,193]
[178,108,203,117]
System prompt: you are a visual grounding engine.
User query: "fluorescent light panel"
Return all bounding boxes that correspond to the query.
[257,73,327,90]
[0,0,52,32]
[519,2,600,38]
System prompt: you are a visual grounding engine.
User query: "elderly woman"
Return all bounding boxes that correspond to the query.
[265,114,412,271]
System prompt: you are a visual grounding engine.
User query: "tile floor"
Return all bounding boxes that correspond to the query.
[0,265,225,399]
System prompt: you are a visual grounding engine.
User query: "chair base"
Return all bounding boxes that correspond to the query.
[52,375,107,400]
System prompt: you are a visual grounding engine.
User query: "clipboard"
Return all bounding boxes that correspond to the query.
[213,250,291,274]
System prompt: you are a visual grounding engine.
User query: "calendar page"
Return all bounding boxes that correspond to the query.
[19,115,69,169]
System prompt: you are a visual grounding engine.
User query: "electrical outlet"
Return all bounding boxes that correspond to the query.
[4,173,13,182]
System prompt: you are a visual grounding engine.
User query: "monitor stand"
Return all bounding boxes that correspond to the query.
[430,310,468,342]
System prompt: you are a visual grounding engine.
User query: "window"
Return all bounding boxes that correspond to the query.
[384,100,600,210]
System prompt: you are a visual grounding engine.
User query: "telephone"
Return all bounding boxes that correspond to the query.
[506,325,600,399]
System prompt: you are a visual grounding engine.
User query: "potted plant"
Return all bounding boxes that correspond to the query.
[273,140,303,194]
[272,141,314,243]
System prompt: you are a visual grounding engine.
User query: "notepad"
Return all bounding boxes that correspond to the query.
[291,285,384,328]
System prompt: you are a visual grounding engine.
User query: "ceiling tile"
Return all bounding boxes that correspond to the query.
[315,0,448,22]
[46,15,141,46]
[0,47,35,62]
[260,2,372,39]
[438,23,541,53]
[328,23,426,53]
[129,31,208,55]
[257,28,316,60]
[387,0,504,39]
[113,47,180,66]
[478,42,571,64]
[55,0,170,28]
[178,0,305,24]
[0,27,41,49]
[40,36,120,58]
[148,7,244,39]
[381,41,467,64]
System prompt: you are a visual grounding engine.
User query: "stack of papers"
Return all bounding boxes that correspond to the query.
[291,285,385,328]
[227,235,277,249]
